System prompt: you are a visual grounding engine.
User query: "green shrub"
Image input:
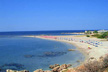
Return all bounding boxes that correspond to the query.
[92,32,108,39]
[86,35,90,37]
[86,31,92,34]
[101,32,108,38]
[92,34,100,37]
[93,30,98,33]
[92,34,102,38]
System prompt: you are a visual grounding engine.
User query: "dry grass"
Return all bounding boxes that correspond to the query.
[75,55,108,72]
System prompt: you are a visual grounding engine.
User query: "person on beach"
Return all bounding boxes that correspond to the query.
[88,45,91,49]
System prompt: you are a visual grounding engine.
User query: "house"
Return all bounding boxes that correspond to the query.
[98,30,108,33]
[85,30,94,34]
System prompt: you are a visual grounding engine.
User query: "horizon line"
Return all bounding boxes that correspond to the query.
[0,29,107,33]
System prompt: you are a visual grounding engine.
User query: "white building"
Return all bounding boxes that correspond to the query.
[98,30,108,33]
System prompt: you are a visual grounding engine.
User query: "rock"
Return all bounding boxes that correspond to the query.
[60,69,67,72]
[52,66,60,72]
[24,55,35,58]
[6,69,13,72]
[76,60,80,62]
[44,52,67,57]
[49,64,60,69]
[19,70,29,72]
[60,64,67,69]
[58,67,62,72]
[99,56,104,62]
[45,52,53,55]
[88,57,96,62]
[66,68,77,72]
[34,69,44,72]
[44,70,52,72]
[50,64,71,72]
[2,63,25,70]
[54,64,60,67]
[67,64,72,67]
[68,49,76,51]
[49,65,55,69]
[6,69,29,72]
[90,57,95,59]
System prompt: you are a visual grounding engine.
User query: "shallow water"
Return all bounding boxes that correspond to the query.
[0,37,85,72]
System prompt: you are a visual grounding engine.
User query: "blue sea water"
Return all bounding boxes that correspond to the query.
[0,31,85,72]
[0,30,85,36]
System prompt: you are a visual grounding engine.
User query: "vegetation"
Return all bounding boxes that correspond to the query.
[92,34,102,38]
[76,55,108,72]
[86,30,92,34]
[101,32,108,38]
[93,30,98,33]
[86,35,90,37]
[85,30,98,34]
[92,32,108,39]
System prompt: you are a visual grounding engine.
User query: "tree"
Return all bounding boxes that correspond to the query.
[86,30,92,34]
[93,30,98,33]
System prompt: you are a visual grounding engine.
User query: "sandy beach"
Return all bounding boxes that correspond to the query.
[24,35,108,61]
[23,35,108,72]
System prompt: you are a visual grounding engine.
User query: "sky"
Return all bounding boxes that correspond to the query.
[0,0,108,32]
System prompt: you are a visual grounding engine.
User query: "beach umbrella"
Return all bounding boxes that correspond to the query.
[88,45,91,49]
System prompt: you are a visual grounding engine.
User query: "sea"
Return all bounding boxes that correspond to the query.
[0,30,85,72]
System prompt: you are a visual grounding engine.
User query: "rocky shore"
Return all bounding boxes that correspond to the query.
[6,69,29,72]
[5,55,108,72]
[6,64,72,72]
[5,35,108,72]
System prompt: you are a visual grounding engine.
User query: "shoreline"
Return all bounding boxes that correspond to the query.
[7,35,108,72]
[23,35,108,72]
[40,37,89,62]
[23,35,90,65]
[36,36,88,65]
[23,35,108,61]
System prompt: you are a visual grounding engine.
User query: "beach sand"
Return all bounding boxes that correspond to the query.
[24,35,108,61]
[23,35,108,72]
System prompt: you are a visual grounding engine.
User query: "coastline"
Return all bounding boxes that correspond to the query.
[23,35,89,64]
[23,35,88,62]
[37,36,88,64]
[23,35,108,61]
[22,35,108,72]
[41,37,89,62]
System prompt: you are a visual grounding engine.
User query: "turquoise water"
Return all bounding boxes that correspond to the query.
[0,37,85,72]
